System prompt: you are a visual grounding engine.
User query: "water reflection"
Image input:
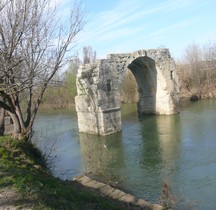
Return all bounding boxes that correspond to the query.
[139,115,163,168]
[79,132,125,184]
[119,113,181,201]
[79,114,181,199]
[156,115,181,179]
[32,110,82,180]
[32,100,216,209]
[174,100,216,209]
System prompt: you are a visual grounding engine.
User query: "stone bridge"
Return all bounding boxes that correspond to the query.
[75,48,179,135]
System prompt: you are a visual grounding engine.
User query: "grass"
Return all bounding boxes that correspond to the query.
[0,136,128,210]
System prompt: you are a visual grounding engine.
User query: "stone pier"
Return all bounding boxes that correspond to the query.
[75,49,179,135]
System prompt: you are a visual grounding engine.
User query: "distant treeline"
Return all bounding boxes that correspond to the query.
[177,41,216,99]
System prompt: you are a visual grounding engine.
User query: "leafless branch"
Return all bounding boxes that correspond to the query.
[0,0,85,138]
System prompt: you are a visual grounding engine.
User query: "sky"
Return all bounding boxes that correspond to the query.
[60,0,216,60]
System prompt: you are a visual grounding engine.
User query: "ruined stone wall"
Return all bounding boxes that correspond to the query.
[75,48,179,135]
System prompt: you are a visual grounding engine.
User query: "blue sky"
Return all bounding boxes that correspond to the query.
[62,0,216,60]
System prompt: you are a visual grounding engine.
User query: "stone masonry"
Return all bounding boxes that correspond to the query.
[75,49,179,135]
[74,175,162,210]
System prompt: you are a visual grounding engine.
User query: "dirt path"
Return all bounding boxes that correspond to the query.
[0,188,18,210]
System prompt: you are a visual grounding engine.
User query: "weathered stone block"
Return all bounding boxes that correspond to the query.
[75,48,179,135]
[4,124,14,134]
[4,116,13,126]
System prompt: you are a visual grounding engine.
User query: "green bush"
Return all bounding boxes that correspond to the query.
[41,72,77,109]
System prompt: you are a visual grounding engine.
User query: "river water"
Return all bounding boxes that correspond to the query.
[32,99,216,209]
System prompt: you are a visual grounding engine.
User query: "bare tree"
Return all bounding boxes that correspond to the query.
[0,0,9,11]
[203,41,216,92]
[83,46,96,64]
[184,43,204,94]
[68,53,82,75]
[0,0,85,139]
[177,41,216,98]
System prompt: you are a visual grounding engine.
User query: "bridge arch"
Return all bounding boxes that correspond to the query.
[127,56,157,115]
[75,49,179,135]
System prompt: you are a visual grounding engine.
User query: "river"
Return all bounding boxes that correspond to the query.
[32,99,216,209]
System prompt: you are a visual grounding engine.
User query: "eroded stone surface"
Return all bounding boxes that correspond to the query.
[75,48,179,135]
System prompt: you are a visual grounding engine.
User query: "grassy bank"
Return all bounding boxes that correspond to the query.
[0,136,132,210]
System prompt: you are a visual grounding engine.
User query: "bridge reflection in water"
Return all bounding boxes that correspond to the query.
[79,132,125,185]
[79,107,181,200]
[32,100,216,209]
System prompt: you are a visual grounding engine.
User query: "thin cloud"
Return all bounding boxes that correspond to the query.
[73,0,216,59]
[150,18,198,37]
[81,0,193,43]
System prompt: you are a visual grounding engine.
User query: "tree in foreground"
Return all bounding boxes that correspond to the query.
[0,0,85,139]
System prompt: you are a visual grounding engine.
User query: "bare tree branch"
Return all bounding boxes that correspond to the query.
[0,0,85,138]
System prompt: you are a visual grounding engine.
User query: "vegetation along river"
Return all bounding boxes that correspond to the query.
[32,99,216,210]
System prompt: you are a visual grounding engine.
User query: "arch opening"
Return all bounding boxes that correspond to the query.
[127,56,157,115]
[120,68,138,104]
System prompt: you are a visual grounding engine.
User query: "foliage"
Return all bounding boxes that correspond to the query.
[41,46,98,109]
[0,136,127,210]
[41,72,77,109]
[41,55,81,109]
[120,69,138,103]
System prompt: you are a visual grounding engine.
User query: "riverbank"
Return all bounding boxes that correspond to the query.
[0,136,162,210]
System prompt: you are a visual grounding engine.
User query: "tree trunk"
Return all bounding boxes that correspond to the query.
[7,112,21,139]
[0,108,5,136]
